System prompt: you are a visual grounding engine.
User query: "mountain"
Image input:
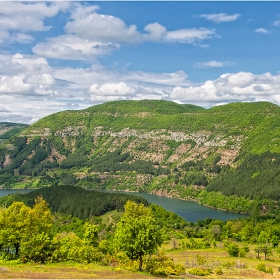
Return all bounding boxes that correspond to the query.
[0,100,280,214]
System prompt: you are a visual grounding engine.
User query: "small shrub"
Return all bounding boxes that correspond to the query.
[266,267,273,274]
[226,243,240,257]
[256,263,267,273]
[144,253,185,276]
[215,267,223,275]
[188,267,213,276]
[196,254,206,265]
[222,261,235,269]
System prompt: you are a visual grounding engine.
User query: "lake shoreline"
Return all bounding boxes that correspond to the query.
[99,187,248,221]
[106,187,249,216]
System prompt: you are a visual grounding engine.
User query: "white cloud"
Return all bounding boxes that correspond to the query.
[33,35,119,60]
[170,72,280,105]
[164,28,216,43]
[194,60,235,68]
[10,33,34,44]
[199,13,241,23]
[31,4,218,61]
[0,2,69,45]
[144,23,167,41]
[255,28,270,34]
[273,20,280,27]
[65,4,141,44]
[89,82,135,96]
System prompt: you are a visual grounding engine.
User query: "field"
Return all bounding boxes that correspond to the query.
[163,240,280,279]
[1,242,280,279]
[0,262,157,279]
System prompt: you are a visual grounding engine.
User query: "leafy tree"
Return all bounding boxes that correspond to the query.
[226,243,240,257]
[113,201,163,271]
[83,222,99,247]
[0,197,53,258]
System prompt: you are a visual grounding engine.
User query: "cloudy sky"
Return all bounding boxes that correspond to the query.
[1,1,280,124]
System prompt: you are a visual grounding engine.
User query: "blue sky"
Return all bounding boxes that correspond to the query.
[0,1,280,123]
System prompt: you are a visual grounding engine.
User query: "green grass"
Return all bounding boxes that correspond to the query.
[0,261,157,279]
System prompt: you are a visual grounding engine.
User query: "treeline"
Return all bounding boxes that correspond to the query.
[0,185,148,219]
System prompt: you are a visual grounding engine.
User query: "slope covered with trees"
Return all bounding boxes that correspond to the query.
[0,185,148,219]
[1,100,280,213]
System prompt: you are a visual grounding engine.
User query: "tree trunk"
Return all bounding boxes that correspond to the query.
[138,255,143,271]
[15,243,20,256]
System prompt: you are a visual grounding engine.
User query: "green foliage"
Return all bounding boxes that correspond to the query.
[113,201,163,271]
[0,196,53,260]
[256,263,273,274]
[188,267,213,276]
[208,152,280,200]
[0,185,148,219]
[144,252,185,276]
[214,267,224,275]
[226,243,240,257]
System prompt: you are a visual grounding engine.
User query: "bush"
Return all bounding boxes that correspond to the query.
[226,243,240,257]
[188,267,213,276]
[256,263,267,273]
[222,261,235,269]
[144,252,185,276]
[266,267,273,274]
[215,268,223,275]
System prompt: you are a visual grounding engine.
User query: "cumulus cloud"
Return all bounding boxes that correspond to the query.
[33,4,218,60]
[170,72,280,105]
[194,60,235,68]
[0,2,69,45]
[33,35,119,60]
[89,82,135,96]
[199,13,241,23]
[65,4,141,44]
[144,23,167,41]
[273,20,280,27]
[255,28,270,34]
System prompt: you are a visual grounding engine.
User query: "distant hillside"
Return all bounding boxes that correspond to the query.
[0,122,29,141]
[0,100,280,214]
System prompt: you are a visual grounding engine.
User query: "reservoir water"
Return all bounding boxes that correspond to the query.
[98,190,247,222]
[0,189,247,222]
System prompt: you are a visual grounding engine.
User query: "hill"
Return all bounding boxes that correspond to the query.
[0,100,280,213]
[0,185,148,219]
[0,122,29,142]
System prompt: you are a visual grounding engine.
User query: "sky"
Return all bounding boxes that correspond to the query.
[0,1,280,124]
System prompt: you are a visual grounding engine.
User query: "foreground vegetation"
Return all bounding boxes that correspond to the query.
[1,185,280,278]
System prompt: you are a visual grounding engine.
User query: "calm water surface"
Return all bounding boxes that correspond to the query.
[99,190,247,222]
[0,189,247,222]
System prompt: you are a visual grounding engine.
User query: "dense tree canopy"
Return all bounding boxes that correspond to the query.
[114,201,163,270]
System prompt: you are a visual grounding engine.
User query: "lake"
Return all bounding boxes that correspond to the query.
[0,189,247,222]
[98,190,247,222]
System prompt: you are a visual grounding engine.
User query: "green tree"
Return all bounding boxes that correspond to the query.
[0,197,53,259]
[83,222,99,247]
[226,243,240,257]
[113,201,163,271]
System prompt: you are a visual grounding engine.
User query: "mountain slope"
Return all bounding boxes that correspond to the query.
[0,100,280,213]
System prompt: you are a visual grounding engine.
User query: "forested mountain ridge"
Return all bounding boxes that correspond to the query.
[1,100,280,214]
